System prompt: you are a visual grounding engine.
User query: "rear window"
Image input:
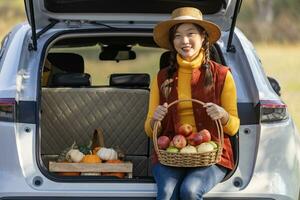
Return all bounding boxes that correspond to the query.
[48,45,164,86]
[0,33,10,72]
[44,0,226,15]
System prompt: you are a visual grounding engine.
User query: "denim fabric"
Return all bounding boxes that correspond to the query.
[152,163,227,200]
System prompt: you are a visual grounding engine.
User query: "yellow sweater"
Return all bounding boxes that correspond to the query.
[144,52,240,137]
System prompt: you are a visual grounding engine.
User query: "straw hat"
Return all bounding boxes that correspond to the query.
[153,7,221,50]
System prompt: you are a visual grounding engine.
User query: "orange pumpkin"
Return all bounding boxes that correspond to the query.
[57,172,81,176]
[81,154,102,163]
[80,154,102,176]
[92,146,101,155]
[106,159,123,164]
[57,161,80,176]
[102,160,125,178]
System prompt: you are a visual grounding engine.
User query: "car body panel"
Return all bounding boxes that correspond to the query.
[1,5,300,199]
[0,24,31,99]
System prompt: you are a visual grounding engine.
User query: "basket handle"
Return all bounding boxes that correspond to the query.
[92,128,105,149]
[153,99,224,153]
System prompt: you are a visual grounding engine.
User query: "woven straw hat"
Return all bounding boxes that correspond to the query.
[153,7,221,50]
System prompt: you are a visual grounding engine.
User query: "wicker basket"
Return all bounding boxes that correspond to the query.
[153,99,224,167]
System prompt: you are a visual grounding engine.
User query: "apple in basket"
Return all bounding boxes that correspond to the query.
[197,142,215,153]
[157,136,170,150]
[178,123,193,137]
[199,129,211,143]
[172,135,187,149]
[186,132,203,146]
[166,146,179,153]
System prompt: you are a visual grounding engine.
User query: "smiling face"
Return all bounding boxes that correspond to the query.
[172,23,204,61]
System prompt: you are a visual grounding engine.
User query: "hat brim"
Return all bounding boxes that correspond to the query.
[153,19,221,50]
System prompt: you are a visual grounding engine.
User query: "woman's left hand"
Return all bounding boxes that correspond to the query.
[203,102,229,125]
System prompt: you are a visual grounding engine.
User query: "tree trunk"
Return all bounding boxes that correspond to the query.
[254,0,274,24]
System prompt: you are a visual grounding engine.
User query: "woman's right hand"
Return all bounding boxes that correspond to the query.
[150,103,168,129]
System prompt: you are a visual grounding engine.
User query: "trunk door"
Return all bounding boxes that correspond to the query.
[24,0,239,31]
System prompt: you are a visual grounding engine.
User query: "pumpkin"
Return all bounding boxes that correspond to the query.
[66,149,85,163]
[92,146,101,155]
[57,172,81,176]
[57,161,80,176]
[102,160,125,178]
[81,154,102,176]
[97,147,118,161]
[106,159,123,164]
[57,141,78,162]
[81,154,102,163]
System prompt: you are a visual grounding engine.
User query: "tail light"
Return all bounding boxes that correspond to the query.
[260,99,288,123]
[0,98,16,122]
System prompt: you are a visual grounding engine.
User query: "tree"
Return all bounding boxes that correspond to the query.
[254,0,274,24]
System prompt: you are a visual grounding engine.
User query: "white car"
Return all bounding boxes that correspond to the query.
[0,0,299,199]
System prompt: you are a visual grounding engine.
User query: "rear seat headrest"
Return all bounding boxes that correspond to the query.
[47,53,84,73]
[51,73,91,87]
[109,73,150,88]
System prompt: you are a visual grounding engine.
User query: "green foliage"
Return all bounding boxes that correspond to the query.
[237,0,300,43]
[273,0,300,19]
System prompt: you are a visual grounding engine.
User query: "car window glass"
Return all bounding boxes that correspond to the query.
[0,33,10,72]
[49,45,165,85]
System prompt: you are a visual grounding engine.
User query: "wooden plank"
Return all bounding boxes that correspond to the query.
[49,161,133,173]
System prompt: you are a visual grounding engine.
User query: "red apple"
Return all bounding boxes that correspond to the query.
[178,123,193,136]
[157,136,171,150]
[186,132,203,146]
[199,129,211,142]
[169,140,175,147]
[172,135,187,149]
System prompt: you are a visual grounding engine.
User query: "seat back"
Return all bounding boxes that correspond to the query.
[46,53,91,87]
[47,53,84,73]
[109,73,150,89]
[41,75,151,177]
[51,73,91,87]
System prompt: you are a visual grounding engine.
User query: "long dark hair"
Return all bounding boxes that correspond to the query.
[167,23,213,88]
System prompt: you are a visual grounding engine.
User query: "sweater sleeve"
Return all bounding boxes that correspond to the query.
[144,75,160,138]
[221,71,240,136]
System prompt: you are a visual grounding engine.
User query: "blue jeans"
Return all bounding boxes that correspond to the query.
[152,163,227,200]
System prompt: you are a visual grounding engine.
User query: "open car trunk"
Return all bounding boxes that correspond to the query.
[39,31,238,182]
[40,33,163,180]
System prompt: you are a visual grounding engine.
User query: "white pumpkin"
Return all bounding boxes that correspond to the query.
[66,149,84,163]
[96,147,118,160]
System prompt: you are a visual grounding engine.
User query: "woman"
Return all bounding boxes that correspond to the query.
[144,7,240,200]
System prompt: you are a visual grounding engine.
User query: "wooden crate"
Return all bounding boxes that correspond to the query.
[49,161,133,178]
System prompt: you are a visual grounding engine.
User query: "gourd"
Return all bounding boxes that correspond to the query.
[57,171,81,176]
[57,141,78,162]
[92,146,101,155]
[81,154,102,163]
[102,160,125,178]
[57,161,81,176]
[96,147,118,161]
[81,154,102,176]
[66,149,85,163]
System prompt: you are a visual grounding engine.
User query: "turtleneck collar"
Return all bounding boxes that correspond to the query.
[177,49,204,73]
